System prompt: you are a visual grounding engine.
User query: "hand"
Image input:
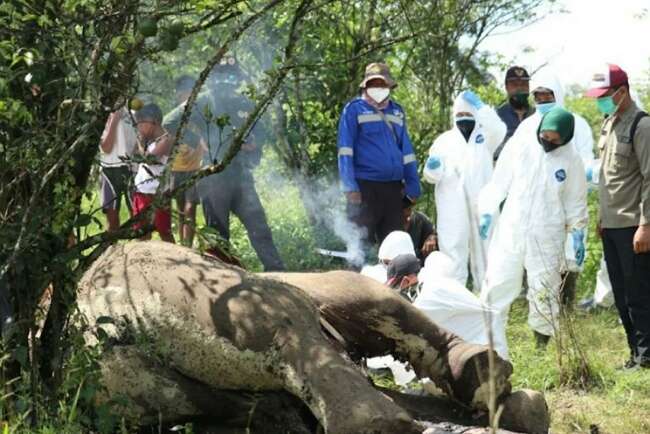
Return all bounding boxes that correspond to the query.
[346,191,362,204]
[633,224,650,253]
[572,229,586,266]
[479,214,492,240]
[586,167,593,183]
[426,156,442,170]
[462,90,484,110]
[421,234,438,256]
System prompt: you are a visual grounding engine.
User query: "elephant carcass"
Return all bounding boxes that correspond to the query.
[263,271,513,409]
[78,241,418,434]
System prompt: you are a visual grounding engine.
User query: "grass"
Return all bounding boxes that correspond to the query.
[78,162,650,434]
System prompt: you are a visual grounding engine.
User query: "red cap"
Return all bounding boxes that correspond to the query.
[585,64,629,98]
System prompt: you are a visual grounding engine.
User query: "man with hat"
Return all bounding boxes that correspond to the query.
[586,63,650,369]
[337,63,421,254]
[164,54,285,271]
[495,66,535,160]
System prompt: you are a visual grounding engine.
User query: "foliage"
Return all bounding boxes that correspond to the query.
[0,0,580,431]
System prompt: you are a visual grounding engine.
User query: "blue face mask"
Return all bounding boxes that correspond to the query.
[536,102,556,115]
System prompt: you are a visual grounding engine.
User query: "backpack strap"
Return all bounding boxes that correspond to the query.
[621,111,649,145]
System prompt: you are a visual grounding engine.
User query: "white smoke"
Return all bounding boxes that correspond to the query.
[258,166,366,267]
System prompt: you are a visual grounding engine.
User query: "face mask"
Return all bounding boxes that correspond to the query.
[509,91,529,110]
[367,87,390,103]
[539,136,564,153]
[536,101,556,115]
[456,118,476,141]
[596,91,621,115]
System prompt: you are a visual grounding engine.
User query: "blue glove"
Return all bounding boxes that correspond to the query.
[572,229,585,266]
[479,214,492,240]
[426,156,442,170]
[586,167,593,183]
[462,90,484,110]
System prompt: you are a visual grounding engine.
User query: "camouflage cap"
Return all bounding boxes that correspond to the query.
[359,62,397,89]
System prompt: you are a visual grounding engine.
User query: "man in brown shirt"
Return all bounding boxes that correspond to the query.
[586,64,650,369]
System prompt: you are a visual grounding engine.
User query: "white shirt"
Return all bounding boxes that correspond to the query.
[99,108,138,167]
[134,135,169,194]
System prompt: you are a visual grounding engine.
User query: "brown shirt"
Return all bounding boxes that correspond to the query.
[598,102,650,228]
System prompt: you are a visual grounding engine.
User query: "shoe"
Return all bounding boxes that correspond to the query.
[621,357,639,371]
[577,297,596,311]
[534,331,550,349]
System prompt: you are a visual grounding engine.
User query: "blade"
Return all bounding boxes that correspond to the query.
[315,248,351,259]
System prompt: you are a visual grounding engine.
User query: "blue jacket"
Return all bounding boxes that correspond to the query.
[337,97,421,199]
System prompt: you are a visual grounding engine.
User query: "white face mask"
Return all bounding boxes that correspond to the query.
[367,87,390,103]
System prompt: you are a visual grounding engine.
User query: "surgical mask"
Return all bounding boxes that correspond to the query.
[509,91,529,110]
[597,91,621,115]
[536,101,556,115]
[367,87,390,103]
[456,117,475,141]
[539,136,564,153]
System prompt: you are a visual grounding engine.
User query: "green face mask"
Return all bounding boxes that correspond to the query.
[597,96,617,115]
[596,88,622,115]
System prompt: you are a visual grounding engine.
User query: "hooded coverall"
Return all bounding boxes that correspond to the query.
[478,111,588,338]
[530,72,596,274]
[423,93,506,289]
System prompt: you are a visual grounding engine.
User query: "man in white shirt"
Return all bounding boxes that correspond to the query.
[99,107,138,231]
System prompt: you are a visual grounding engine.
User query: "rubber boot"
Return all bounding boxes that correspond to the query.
[534,331,550,349]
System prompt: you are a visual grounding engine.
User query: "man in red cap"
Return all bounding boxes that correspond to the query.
[586,63,650,369]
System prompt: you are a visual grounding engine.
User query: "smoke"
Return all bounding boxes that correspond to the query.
[257,166,367,267]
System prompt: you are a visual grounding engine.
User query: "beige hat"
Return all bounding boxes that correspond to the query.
[359,62,397,89]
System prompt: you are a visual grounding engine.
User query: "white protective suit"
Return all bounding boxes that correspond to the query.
[415,252,508,359]
[423,93,507,290]
[361,231,417,384]
[478,104,589,337]
[531,72,597,273]
[360,230,415,285]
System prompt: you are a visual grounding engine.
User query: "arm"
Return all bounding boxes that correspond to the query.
[477,129,518,217]
[149,134,174,158]
[99,111,122,154]
[337,103,360,193]
[634,119,650,226]
[400,114,421,199]
[573,116,596,168]
[563,153,589,232]
[422,137,446,184]
[475,105,507,155]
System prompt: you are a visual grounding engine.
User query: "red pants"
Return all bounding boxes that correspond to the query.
[132,192,172,236]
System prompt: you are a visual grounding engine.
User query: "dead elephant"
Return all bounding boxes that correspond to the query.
[77,241,541,433]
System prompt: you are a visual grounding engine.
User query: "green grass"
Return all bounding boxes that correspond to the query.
[78,164,650,434]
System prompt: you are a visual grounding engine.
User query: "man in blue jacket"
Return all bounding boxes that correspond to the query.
[337,62,421,250]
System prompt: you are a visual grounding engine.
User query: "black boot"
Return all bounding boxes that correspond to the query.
[534,331,551,349]
[560,271,578,308]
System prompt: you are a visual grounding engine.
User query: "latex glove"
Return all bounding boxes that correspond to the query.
[586,166,593,183]
[462,90,484,110]
[572,229,585,266]
[479,214,492,240]
[426,156,442,170]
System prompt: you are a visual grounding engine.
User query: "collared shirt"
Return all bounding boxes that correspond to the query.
[599,102,650,228]
[494,103,535,160]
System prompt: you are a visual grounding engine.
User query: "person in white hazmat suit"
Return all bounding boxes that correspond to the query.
[529,72,596,305]
[423,90,507,290]
[361,231,419,385]
[415,252,508,359]
[478,107,588,347]
[360,230,415,287]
